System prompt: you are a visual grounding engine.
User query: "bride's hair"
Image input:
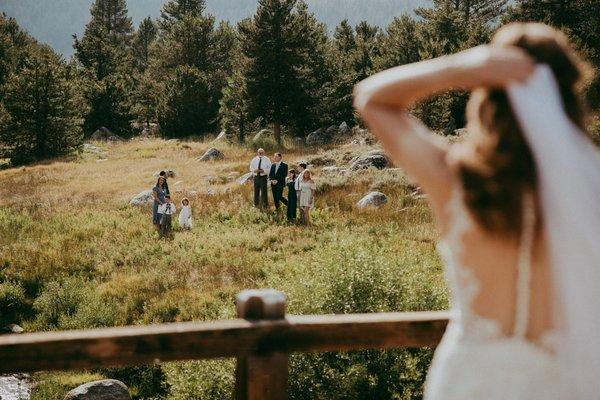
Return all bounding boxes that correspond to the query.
[457,23,588,236]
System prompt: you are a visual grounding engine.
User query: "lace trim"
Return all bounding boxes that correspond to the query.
[437,187,503,341]
[438,186,562,351]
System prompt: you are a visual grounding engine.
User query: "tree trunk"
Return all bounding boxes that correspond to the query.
[273,122,282,146]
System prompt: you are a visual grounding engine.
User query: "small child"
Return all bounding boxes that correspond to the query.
[178,197,193,230]
[158,195,176,237]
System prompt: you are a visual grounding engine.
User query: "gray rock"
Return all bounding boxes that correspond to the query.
[203,175,216,184]
[0,324,24,334]
[339,121,351,136]
[326,125,339,136]
[64,379,131,400]
[91,127,118,141]
[306,128,328,146]
[227,172,239,181]
[129,190,154,207]
[349,150,391,171]
[153,170,176,178]
[0,374,30,400]
[236,172,253,185]
[198,147,224,162]
[82,143,105,154]
[357,191,388,209]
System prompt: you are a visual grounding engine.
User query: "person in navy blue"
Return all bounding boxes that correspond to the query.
[269,152,289,211]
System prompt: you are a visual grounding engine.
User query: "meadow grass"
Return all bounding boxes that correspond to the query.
[0,137,447,399]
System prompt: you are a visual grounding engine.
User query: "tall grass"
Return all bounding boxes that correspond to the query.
[0,138,447,399]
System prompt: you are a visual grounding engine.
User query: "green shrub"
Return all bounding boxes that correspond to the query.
[101,365,169,400]
[0,281,27,325]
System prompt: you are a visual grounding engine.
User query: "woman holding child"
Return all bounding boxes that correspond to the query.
[152,176,167,231]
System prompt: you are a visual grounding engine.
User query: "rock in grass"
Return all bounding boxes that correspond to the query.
[339,121,351,136]
[357,191,388,209]
[349,150,391,171]
[130,190,154,207]
[306,128,328,146]
[198,147,224,162]
[236,172,253,185]
[0,324,24,334]
[64,379,131,400]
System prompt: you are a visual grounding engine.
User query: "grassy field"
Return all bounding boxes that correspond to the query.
[0,137,448,399]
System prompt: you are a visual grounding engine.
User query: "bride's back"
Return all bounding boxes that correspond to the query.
[442,24,588,345]
[444,196,556,343]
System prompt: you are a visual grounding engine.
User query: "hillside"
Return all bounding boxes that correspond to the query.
[0,136,446,399]
[0,0,430,57]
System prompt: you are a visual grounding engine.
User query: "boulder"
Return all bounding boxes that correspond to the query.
[236,172,253,185]
[0,324,24,334]
[82,143,105,154]
[306,128,328,146]
[339,121,351,136]
[227,172,239,182]
[326,125,339,136]
[91,127,119,141]
[198,147,224,162]
[349,150,391,171]
[357,191,388,209]
[129,190,154,207]
[153,170,176,178]
[64,379,131,400]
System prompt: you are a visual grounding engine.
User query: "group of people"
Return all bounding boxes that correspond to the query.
[152,170,193,237]
[150,149,317,237]
[249,148,317,224]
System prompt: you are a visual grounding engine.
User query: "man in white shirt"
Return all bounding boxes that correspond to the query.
[249,148,271,209]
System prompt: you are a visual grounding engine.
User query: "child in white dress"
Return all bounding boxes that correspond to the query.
[178,198,193,230]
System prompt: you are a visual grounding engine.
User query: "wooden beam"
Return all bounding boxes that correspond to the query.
[0,311,450,374]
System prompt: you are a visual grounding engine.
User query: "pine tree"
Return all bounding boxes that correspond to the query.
[160,0,206,31]
[157,65,213,137]
[334,20,356,54]
[375,15,422,71]
[0,46,84,165]
[431,0,507,24]
[219,69,250,143]
[74,0,135,136]
[239,0,324,144]
[133,17,157,72]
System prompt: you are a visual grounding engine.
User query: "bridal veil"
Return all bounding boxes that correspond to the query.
[507,65,600,399]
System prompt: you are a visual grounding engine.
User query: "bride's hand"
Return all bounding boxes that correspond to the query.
[465,45,536,88]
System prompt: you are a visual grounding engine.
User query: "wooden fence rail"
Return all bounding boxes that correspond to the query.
[0,289,450,400]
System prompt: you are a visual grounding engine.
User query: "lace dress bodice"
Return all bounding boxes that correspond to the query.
[424,187,574,400]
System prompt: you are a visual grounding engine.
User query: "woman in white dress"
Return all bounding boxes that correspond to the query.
[298,170,316,225]
[354,22,600,399]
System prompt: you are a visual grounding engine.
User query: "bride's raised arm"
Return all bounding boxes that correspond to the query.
[353,45,534,213]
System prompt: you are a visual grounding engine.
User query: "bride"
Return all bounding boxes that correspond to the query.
[354,22,600,399]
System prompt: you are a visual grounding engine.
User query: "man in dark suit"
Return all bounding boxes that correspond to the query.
[269,152,289,211]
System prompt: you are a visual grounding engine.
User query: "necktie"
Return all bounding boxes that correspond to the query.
[257,157,262,175]
[275,163,279,174]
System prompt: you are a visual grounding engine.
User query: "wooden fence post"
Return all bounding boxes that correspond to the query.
[235,289,288,400]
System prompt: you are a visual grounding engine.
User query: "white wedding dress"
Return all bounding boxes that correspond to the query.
[423,187,575,400]
[423,64,600,399]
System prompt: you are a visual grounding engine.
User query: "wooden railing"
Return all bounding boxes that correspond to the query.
[0,289,450,399]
